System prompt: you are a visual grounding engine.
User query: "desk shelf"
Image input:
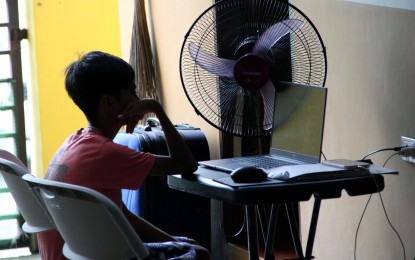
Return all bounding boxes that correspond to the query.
[211,201,299,260]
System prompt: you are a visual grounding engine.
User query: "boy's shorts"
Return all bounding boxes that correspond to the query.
[145,240,196,260]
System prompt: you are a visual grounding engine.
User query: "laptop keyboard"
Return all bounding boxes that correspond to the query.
[231,156,293,169]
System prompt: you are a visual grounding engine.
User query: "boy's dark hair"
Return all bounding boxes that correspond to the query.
[65,51,135,121]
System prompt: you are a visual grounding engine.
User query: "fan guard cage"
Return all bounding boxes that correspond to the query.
[180,0,327,137]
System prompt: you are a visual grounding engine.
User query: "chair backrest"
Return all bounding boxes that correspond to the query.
[0,149,27,169]
[22,174,150,260]
[0,154,55,233]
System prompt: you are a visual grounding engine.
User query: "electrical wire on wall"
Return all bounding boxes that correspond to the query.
[353,147,406,260]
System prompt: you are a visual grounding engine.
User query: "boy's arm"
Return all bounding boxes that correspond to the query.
[150,103,198,176]
[123,204,177,242]
[120,99,198,176]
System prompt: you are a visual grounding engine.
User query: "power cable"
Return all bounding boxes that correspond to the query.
[354,151,406,260]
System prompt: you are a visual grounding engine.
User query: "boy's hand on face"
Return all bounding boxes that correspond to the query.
[124,116,140,134]
[118,98,161,133]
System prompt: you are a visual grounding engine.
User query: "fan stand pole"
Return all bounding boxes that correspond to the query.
[217,131,272,260]
[219,132,234,158]
[219,133,271,158]
[241,136,271,156]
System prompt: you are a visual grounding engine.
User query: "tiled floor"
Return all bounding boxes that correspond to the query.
[0,248,39,260]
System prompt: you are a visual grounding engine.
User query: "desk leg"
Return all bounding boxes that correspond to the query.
[245,205,259,260]
[211,199,227,260]
[305,193,321,260]
[263,204,279,260]
[285,203,305,259]
[257,205,269,243]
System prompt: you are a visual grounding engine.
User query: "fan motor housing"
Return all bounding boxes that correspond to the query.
[233,54,269,90]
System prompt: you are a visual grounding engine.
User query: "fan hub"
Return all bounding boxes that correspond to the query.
[233,54,269,90]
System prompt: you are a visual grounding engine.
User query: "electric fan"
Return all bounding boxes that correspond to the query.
[180,0,327,137]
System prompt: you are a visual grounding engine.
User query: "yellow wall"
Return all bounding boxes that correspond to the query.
[29,0,122,175]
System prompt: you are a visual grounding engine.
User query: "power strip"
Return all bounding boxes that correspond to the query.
[401,136,415,164]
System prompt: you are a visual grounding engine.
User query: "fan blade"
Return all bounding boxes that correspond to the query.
[260,80,276,130]
[188,42,236,77]
[252,19,304,55]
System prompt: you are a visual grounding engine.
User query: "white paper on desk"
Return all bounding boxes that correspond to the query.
[265,164,343,181]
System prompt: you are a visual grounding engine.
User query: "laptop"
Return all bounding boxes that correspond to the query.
[199,81,328,172]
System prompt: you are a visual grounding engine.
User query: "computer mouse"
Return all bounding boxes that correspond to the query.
[230,166,268,183]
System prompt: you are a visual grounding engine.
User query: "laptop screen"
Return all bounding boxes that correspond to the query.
[270,82,327,163]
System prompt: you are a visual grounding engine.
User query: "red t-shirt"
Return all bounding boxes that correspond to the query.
[37,128,156,260]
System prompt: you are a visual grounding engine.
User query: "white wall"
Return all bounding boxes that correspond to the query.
[292,1,415,259]
[119,0,415,259]
[118,0,220,160]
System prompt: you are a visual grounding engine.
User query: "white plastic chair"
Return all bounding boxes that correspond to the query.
[0,150,55,233]
[0,149,27,169]
[23,174,150,260]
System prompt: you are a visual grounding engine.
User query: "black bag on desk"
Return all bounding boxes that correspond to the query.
[114,119,211,249]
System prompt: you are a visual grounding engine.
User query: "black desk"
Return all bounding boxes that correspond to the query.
[168,166,389,260]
